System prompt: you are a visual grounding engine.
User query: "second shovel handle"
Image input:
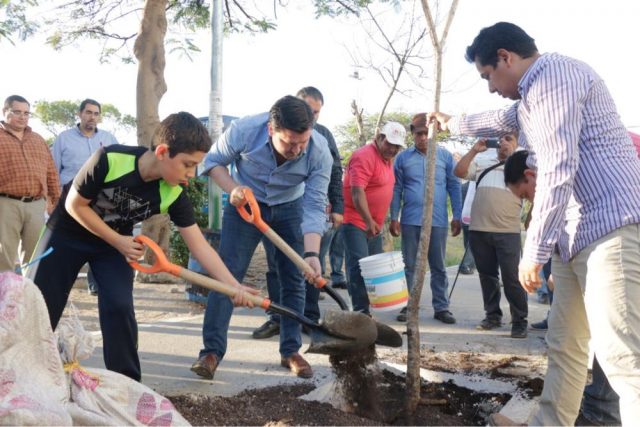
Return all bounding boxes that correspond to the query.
[178,267,270,310]
[263,228,328,288]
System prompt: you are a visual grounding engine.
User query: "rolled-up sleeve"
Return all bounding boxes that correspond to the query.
[301,144,332,235]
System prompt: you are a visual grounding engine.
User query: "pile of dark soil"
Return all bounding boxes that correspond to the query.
[170,369,516,426]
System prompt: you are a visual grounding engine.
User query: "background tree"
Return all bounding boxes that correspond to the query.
[0,0,39,44]
[34,99,136,142]
[346,0,429,135]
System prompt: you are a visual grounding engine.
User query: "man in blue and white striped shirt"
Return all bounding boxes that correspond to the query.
[429,22,640,426]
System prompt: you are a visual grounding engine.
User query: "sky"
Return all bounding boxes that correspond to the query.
[2,0,640,143]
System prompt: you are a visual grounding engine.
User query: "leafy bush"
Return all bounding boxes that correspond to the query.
[169,177,209,266]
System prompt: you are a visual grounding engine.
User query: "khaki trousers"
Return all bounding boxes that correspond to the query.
[530,223,640,426]
[0,197,45,272]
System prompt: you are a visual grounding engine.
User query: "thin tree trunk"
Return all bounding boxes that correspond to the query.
[405,0,459,420]
[133,0,174,283]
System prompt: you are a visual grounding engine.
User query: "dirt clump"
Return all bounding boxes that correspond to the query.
[169,383,379,426]
[329,344,382,419]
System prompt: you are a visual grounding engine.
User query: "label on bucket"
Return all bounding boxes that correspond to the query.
[362,266,408,312]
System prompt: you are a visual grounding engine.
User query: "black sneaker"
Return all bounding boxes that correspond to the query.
[477,317,502,330]
[530,318,548,330]
[459,265,475,275]
[511,322,528,339]
[396,307,407,322]
[252,320,280,339]
[434,310,456,324]
[331,281,348,289]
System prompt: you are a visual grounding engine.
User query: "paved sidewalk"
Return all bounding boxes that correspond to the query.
[77,265,549,398]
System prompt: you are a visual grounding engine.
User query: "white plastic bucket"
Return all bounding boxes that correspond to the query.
[359,251,408,312]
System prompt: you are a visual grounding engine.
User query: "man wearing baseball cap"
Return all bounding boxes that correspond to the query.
[390,113,462,324]
[342,121,406,314]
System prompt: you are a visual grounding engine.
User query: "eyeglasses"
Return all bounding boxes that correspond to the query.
[9,110,32,118]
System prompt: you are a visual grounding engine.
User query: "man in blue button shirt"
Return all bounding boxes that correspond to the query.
[252,86,344,340]
[192,95,332,380]
[390,113,462,324]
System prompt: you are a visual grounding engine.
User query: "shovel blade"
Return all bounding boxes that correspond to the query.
[374,321,403,347]
[306,310,377,355]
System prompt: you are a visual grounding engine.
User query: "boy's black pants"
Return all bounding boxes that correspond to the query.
[30,228,141,381]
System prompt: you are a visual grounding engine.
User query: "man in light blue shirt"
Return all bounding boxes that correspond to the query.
[50,98,119,295]
[192,95,332,381]
[51,99,119,187]
[390,114,461,324]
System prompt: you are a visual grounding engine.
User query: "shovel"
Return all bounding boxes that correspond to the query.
[130,235,377,355]
[236,188,402,348]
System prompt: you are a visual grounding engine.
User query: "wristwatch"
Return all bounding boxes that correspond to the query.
[303,251,320,258]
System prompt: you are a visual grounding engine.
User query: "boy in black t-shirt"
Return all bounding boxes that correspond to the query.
[27,112,255,381]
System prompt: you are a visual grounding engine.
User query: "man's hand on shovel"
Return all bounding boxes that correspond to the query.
[229,185,250,207]
[232,284,260,308]
[303,254,322,286]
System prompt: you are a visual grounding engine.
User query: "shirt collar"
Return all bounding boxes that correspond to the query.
[75,123,99,136]
[410,146,427,156]
[518,53,548,97]
[0,121,33,134]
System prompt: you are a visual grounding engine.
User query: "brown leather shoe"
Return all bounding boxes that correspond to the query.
[281,353,313,379]
[190,354,219,380]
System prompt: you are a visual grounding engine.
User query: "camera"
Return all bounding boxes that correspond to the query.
[484,138,500,149]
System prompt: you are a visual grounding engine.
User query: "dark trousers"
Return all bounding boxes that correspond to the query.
[469,230,527,324]
[32,228,140,381]
[328,225,346,284]
[581,356,621,425]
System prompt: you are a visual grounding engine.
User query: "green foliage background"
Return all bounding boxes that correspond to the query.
[169,177,209,267]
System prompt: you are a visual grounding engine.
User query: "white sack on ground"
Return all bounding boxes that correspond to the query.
[0,272,190,426]
[0,272,71,425]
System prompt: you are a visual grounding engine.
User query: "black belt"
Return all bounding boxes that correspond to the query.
[0,193,42,202]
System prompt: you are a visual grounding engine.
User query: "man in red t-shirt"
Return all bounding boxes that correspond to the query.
[342,122,406,314]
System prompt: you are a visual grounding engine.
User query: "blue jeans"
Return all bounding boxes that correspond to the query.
[581,356,621,425]
[200,198,305,359]
[401,225,450,313]
[264,237,321,323]
[342,223,383,314]
[329,225,346,284]
[319,226,335,276]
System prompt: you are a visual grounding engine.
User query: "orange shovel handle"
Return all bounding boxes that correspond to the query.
[130,235,182,276]
[130,235,271,310]
[236,188,269,233]
[235,189,328,289]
